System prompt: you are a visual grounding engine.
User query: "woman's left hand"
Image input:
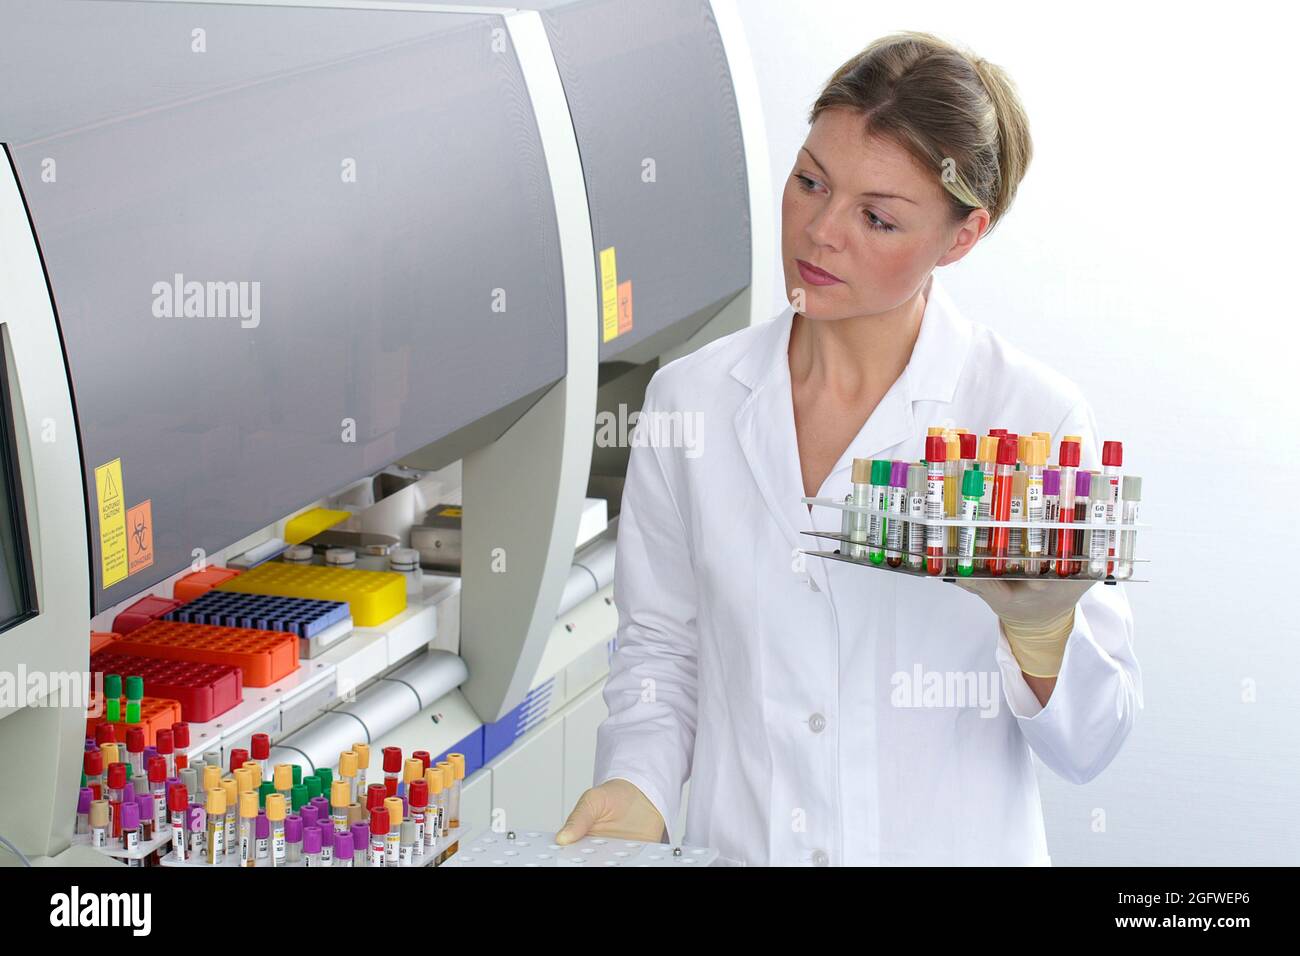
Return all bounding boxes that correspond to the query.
[951,576,1097,678]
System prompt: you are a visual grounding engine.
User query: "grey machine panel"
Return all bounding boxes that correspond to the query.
[0,0,566,612]
[535,0,751,364]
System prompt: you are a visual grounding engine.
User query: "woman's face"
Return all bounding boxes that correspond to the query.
[781,106,988,319]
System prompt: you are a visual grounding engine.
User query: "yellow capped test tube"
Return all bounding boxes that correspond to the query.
[338,750,358,805]
[352,743,370,797]
[265,793,286,867]
[239,790,259,867]
[331,780,351,834]
[944,433,962,552]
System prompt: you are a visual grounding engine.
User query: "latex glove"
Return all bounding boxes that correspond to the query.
[952,577,1096,678]
[555,778,667,845]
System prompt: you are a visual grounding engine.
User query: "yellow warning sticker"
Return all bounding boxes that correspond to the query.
[600,245,619,343]
[94,458,128,587]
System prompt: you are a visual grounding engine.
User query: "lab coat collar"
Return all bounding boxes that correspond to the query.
[729,273,975,576]
[728,272,973,403]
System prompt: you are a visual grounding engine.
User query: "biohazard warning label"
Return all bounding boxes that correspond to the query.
[127,499,154,576]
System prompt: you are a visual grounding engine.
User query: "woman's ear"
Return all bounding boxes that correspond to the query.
[936,208,991,267]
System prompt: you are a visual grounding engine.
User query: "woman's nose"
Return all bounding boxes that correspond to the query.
[805,202,848,249]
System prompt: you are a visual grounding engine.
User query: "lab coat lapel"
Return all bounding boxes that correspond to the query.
[730,307,833,590]
[728,277,974,587]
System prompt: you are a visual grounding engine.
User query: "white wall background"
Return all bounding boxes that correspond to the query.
[737,0,1300,864]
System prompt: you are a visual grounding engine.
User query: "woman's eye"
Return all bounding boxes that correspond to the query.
[865,210,895,232]
[794,173,819,192]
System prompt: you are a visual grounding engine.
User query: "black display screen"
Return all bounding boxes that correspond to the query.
[0,338,36,633]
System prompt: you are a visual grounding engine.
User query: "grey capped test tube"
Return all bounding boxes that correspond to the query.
[1116,475,1141,579]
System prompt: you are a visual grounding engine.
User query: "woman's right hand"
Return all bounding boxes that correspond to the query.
[555,778,667,845]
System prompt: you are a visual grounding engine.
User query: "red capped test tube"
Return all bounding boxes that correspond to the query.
[1056,438,1081,578]
[988,434,1019,575]
[924,436,948,575]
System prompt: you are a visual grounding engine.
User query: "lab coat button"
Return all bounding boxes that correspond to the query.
[807,577,820,592]
[808,713,826,733]
[812,849,829,866]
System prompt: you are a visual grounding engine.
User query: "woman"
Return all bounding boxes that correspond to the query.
[557,31,1141,865]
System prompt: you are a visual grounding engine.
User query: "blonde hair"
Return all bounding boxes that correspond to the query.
[809,31,1032,232]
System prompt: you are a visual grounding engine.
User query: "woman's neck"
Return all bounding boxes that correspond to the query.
[788,283,928,403]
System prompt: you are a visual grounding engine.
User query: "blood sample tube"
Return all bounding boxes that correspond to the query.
[943,433,962,555]
[1102,441,1124,576]
[988,435,1018,575]
[1117,475,1142,580]
[351,821,370,868]
[974,435,998,570]
[409,779,429,858]
[272,763,292,810]
[849,458,872,560]
[136,794,156,856]
[400,819,416,867]
[886,461,909,567]
[1072,470,1092,576]
[125,726,145,780]
[868,459,891,565]
[404,757,424,803]
[250,733,270,781]
[203,765,222,809]
[1043,468,1061,574]
[266,793,287,867]
[285,813,303,865]
[222,749,245,783]
[383,747,402,799]
[303,825,323,867]
[447,754,465,830]
[206,787,226,865]
[75,788,92,835]
[1087,477,1110,578]
[106,761,126,839]
[838,492,852,552]
[906,464,926,570]
[424,767,443,852]
[383,797,403,865]
[956,465,983,576]
[221,778,238,855]
[319,818,335,866]
[125,676,143,724]
[338,750,358,805]
[90,799,110,848]
[84,749,103,801]
[369,807,388,867]
[104,674,121,723]
[353,742,370,797]
[334,830,354,868]
[924,437,948,575]
[1023,437,1047,574]
[121,800,142,866]
[255,811,270,864]
[168,783,189,862]
[239,790,258,867]
[1056,437,1081,578]
[149,729,171,782]
[171,722,190,773]
[1007,471,1027,574]
[331,780,351,833]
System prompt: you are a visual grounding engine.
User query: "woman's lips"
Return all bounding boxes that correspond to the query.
[795,259,843,286]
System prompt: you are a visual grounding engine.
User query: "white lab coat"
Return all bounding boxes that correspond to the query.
[593,272,1143,866]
